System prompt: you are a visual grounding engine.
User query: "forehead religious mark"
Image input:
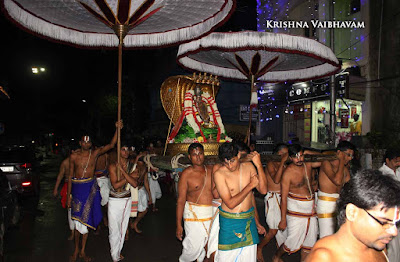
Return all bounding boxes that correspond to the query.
[295,152,303,158]
[191,148,204,156]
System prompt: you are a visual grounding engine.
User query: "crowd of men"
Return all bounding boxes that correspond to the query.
[53,121,400,262]
[53,121,163,262]
[176,141,400,262]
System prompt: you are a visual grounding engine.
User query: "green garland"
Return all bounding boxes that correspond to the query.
[174,120,224,143]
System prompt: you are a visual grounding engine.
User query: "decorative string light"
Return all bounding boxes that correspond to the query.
[254,0,365,122]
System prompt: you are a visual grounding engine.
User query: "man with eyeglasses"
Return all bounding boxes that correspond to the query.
[306,169,400,261]
[379,148,400,261]
[213,142,267,261]
[272,144,322,262]
[317,141,356,238]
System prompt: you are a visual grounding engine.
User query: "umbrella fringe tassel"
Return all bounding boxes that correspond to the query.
[4,0,234,48]
[177,31,340,82]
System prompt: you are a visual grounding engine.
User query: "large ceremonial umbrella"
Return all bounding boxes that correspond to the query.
[2,0,234,177]
[177,31,341,144]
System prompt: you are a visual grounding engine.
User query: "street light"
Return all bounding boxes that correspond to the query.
[32,67,46,74]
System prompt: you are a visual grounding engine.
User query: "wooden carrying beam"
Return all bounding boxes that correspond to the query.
[148,153,337,171]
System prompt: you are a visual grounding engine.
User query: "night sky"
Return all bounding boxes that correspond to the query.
[0,1,256,145]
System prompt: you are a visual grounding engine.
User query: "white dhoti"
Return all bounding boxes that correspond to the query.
[174,172,180,198]
[283,193,318,254]
[207,199,222,258]
[179,201,213,262]
[215,244,257,262]
[68,208,75,230]
[128,186,139,217]
[138,187,148,212]
[264,192,287,247]
[388,234,400,262]
[317,191,339,238]
[108,197,131,262]
[148,173,162,204]
[74,221,88,234]
[97,176,111,206]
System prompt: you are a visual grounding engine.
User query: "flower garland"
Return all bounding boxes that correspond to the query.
[183,90,200,134]
[204,94,225,134]
[170,89,231,143]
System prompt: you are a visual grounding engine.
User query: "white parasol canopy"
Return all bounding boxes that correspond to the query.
[177,31,340,144]
[3,0,234,48]
[2,0,235,178]
[177,31,340,82]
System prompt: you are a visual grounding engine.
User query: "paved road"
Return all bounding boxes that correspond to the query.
[4,156,300,262]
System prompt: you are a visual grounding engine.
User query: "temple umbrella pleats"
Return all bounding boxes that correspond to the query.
[250,53,261,76]
[3,0,235,180]
[93,0,117,24]
[117,0,131,23]
[177,31,340,145]
[3,0,234,48]
[257,56,279,78]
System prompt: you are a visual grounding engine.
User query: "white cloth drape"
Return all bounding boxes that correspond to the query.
[108,197,131,262]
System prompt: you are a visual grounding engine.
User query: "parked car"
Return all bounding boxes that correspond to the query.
[0,146,40,196]
[0,170,20,260]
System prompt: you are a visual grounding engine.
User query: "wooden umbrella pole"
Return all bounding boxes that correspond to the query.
[117,34,123,181]
[113,24,128,181]
[163,78,181,156]
[246,75,255,146]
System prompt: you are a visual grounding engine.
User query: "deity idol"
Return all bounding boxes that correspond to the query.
[168,84,231,143]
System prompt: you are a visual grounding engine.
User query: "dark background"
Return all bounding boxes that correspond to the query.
[0,1,257,146]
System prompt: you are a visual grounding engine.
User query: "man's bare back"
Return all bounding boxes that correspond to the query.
[307,232,388,261]
[60,158,70,179]
[62,158,70,178]
[266,161,287,192]
[95,153,108,171]
[53,157,70,197]
[319,160,350,194]
[319,144,354,194]
[319,151,352,194]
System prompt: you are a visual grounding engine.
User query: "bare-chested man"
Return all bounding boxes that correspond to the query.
[176,143,213,262]
[318,141,355,238]
[272,144,321,262]
[306,170,400,262]
[257,143,289,262]
[95,152,111,207]
[53,156,74,240]
[129,151,152,234]
[67,120,122,262]
[379,148,400,261]
[94,152,111,231]
[214,142,267,262]
[108,143,138,262]
[208,141,266,262]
